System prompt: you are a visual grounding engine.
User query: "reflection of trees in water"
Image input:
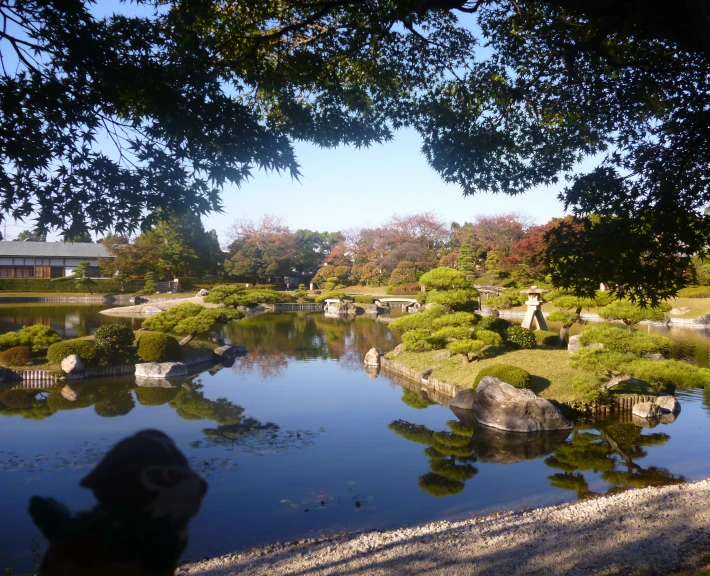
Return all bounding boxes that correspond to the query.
[0,305,138,338]
[169,378,245,424]
[222,312,400,379]
[389,419,478,497]
[545,421,683,498]
[401,389,436,410]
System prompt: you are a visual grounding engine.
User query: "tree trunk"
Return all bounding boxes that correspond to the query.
[558,325,570,348]
[179,333,196,346]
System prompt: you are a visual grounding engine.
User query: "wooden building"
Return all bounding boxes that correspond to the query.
[0,241,111,279]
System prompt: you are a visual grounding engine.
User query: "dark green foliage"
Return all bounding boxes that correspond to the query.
[597,301,668,329]
[354,296,376,304]
[136,332,182,362]
[431,312,479,329]
[141,303,205,331]
[535,330,559,346]
[52,261,95,293]
[388,420,434,445]
[143,272,157,294]
[677,286,710,298]
[473,364,531,389]
[475,330,503,347]
[0,325,62,352]
[205,285,294,307]
[94,325,135,357]
[389,305,446,332]
[294,284,308,299]
[457,243,476,277]
[418,472,465,497]
[476,316,511,337]
[46,389,93,411]
[402,329,446,352]
[0,346,32,367]
[505,326,537,349]
[486,289,523,310]
[47,340,104,366]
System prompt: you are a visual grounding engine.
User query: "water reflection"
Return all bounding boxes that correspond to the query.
[545,420,683,498]
[223,312,400,378]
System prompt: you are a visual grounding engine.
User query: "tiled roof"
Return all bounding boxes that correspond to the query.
[0,241,110,258]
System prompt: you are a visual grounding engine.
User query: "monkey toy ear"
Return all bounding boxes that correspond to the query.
[28,496,72,543]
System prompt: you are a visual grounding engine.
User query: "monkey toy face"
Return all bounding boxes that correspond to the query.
[80,429,208,527]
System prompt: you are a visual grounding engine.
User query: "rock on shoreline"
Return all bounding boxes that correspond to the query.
[179,479,710,575]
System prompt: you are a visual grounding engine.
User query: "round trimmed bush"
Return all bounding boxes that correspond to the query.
[136,332,181,362]
[0,346,32,367]
[505,325,537,349]
[47,340,104,366]
[535,330,559,346]
[94,324,135,356]
[473,364,532,389]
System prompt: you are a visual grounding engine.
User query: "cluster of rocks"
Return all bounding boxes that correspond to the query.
[631,394,681,426]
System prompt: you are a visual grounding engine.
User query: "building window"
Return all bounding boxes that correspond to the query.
[15,267,34,278]
[0,267,12,278]
[50,267,65,278]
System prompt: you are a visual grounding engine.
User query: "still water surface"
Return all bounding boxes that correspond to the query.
[1,306,710,571]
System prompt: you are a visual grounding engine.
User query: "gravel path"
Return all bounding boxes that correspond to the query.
[180,479,710,576]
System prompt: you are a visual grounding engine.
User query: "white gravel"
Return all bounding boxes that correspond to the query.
[179,479,710,575]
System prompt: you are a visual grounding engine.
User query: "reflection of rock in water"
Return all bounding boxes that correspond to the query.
[364,365,380,379]
[450,406,571,464]
[632,414,661,428]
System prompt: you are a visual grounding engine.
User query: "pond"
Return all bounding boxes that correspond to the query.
[1,306,710,572]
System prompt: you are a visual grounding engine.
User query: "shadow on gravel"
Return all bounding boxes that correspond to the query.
[183,483,710,575]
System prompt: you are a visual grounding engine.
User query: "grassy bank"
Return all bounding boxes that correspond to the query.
[504,297,710,318]
[393,348,586,403]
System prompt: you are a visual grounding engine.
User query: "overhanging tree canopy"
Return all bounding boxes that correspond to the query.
[2,0,709,301]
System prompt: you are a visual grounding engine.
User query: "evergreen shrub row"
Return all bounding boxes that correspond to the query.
[473,364,532,389]
[47,340,104,366]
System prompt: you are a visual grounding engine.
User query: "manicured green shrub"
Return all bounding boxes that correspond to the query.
[47,340,104,366]
[142,304,243,334]
[677,286,710,298]
[446,339,486,360]
[0,346,32,366]
[294,284,308,299]
[431,312,479,329]
[0,325,62,351]
[94,324,135,356]
[505,326,537,349]
[402,329,446,352]
[476,315,511,337]
[486,289,523,310]
[205,285,293,307]
[427,289,479,312]
[476,329,503,347]
[579,325,672,356]
[597,300,669,330]
[473,364,532,389]
[419,267,471,289]
[354,296,376,304]
[142,271,157,294]
[432,326,473,341]
[389,305,446,332]
[136,332,182,362]
[314,291,347,303]
[535,330,559,346]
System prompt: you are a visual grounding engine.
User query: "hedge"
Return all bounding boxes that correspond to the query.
[136,332,182,362]
[47,340,104,366]
[0,278,145,293]
[473,364,532,389]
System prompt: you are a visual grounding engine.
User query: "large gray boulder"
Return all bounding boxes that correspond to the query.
[197,288,209,296]
[450,388,476,410]
[654,394,681,414]
[134,362,187,379]
[567,334,582,354]
[61,354,84,374]
[364,348,381,367]
[632,401,662,419]
[471,377,573,432]
[214,345,247,360]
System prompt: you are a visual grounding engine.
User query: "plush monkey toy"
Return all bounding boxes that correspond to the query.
[28,429,208,576]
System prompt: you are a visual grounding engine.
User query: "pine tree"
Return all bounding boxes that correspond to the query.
[457,244,476,279]
[143,272,157,294]
[70,261,95,294]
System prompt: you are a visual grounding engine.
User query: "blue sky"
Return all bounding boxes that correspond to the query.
[208,127,569,244]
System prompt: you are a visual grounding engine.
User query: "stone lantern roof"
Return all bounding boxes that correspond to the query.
[520,285,548,296]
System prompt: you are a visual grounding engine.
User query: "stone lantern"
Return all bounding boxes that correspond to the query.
[520,286,548,331]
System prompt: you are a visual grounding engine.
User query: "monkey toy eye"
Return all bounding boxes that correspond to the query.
[142,465,187,490]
